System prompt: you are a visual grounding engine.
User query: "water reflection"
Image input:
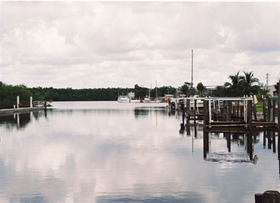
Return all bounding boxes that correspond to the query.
[203,131,256,163]
[0,111,47,130]
[0,102,279,202]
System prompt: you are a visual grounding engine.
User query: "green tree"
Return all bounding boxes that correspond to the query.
[196,82,206,96]
[224,72,243,97]
[180,82,196,96]
[240,71,259,96]
[0,82,32,108]
[212,85,226,97]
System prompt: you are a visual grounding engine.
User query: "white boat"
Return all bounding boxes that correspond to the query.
[118,95,141,103]
[143,96,151,103]
[118,96,130,103]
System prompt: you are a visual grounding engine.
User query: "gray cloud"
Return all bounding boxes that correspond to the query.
[1,2,280,88]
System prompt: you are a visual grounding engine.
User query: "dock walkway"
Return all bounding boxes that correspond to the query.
[0,107,45,116]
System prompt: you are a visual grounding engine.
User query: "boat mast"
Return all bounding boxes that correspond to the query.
[156,80,158,100]
[191,49,193,89]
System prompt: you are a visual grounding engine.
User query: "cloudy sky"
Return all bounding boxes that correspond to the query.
[1,2,280,89]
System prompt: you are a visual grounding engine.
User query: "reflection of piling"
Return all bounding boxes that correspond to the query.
[182,110,185,126]
[194,123,197,138]
[186,121,190,136]
[246,132,253,160]
[203,129,209,159]
[226,133,231,152]
[273,131,276,153]
[278,100,280,130]
[268,131,272,150]
[263,131,267,149]
[278,127,280,176]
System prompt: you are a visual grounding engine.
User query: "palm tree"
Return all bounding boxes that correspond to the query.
[224,72,243,97]
[212,85,226,97]
[240,71,259,96]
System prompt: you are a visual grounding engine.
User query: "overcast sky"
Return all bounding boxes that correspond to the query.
[1,2,280,89]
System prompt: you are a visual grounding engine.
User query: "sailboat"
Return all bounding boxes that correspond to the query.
[143,86,152,103]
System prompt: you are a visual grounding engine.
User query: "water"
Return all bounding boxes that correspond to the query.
[0,101,279,203]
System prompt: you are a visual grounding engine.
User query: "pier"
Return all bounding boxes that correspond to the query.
[0,107,45,116]
[173,96,280,132]
[0,96,48,116]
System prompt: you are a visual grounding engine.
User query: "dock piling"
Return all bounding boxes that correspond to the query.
[203,100,209,127]
[268,98,272,122]
[17,96,20,109]
[263,99,267,121]
[247,100,252,127]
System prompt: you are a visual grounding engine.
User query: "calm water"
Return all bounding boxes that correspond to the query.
[0,101,279,203]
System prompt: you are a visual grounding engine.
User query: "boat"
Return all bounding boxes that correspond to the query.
[143,96,151,103]
[117,95,130,103]
[117,95,141,103]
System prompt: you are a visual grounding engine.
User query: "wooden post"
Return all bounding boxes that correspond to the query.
[194,99,197,124]
[247,100,252,127]
[273,99,276,122]
[187,99,190,110]
[228,101,232,121]
[17,96,20,108]
[263,98,267,121]
[30,96,33,108]
[203,100,209,127]
[244,100,247,123]
[181,102,185,125]
[223,101,227,120]
[253,104,257,121]
[236,101,240,120]
[268,98,272,122]
[209,100,212,123]
[44,100,47,111]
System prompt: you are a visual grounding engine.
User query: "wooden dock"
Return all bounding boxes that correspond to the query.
[176,96,280,132]
[0,107,45,116]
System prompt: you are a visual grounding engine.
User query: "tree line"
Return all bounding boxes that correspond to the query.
[0,71,278,109]
[0,82,178,108]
